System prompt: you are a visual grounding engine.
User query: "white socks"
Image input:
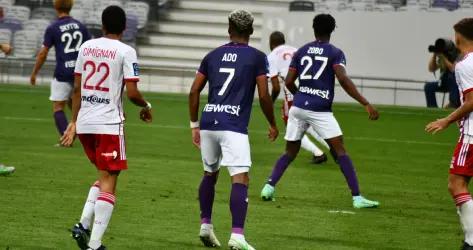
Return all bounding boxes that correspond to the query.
[89,192,115,249]
[80,181,100,230]
[301,135,324,157]
[455,193,473,245]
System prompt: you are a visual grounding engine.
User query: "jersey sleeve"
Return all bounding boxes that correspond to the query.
[288,49,300,73]
[267,53,278,78]
[123,48,140,82]
[197,54,209,77]
[42,26,54,48]
[256,52,269,78]
[457,62,473,94]
[74,47,84,76]
[333,49,347,68]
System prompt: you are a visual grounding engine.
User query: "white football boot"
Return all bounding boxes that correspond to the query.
[228,234,255,250]
[199,223,221,248]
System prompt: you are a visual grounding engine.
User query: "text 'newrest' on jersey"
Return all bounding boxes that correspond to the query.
[198,42,269,134]
[43,16,91,83]
[289,40,346,112]
[74,37,140,135]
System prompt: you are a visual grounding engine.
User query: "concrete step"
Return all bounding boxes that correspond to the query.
[138,45,211,61]
[145,33,262,49]
[165,9,263,26]
[140,56,200,69]
[156,21,263,40]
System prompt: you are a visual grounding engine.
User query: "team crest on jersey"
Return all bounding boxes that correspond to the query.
[133,63,139,76]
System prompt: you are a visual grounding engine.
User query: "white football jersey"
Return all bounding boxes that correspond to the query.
[74,37,140,135]
[456,52,473,136]
[267,44,297,102]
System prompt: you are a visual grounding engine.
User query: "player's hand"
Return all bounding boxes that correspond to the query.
[60,122,76,147]
[140,108,152,123]
[1,44,12,55]
[191,128,201,149]
[268,125,279,142]
[426,118,450,134]
[365,104,379,120]
[30,74,37,86]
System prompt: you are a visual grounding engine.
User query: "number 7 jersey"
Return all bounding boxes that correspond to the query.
[198,42,269,134]
[74,37,140,135]
[289,40,346,112]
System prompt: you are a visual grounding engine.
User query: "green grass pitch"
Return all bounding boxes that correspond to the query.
[0,84,465,249]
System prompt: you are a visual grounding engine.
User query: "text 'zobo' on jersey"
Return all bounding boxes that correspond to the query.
[289,40,346,112]
[74,37,140,135]
[43,16,91,83]
[198,42,268,134]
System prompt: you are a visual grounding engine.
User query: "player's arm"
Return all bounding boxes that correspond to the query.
[257,75,279,141]
[334,65,379,120]
[30,46,49,86]
[285,69,298,94]
[60,74,81,146]
[188,73,207,148]
[126,81,152,123]
[426,91,473,134]
[270,76,281,102]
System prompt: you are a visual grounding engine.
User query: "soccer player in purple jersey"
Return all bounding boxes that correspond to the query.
[30,0,91,143]
[261,14,380,209]
[189,10,278,250]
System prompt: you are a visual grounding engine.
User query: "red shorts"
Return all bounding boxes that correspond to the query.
[451,135,473,176]
[78,134,128,171]
[282,100,293,124]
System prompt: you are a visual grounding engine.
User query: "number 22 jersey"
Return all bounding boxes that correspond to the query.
[198,42,269,134]
[74,37,140,135]
[289,40,346,112]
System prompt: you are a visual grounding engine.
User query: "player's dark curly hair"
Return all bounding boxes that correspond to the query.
[102,5,126,35]
[228,10,254,37]
[454,18,473,41]
[313,14,336,37]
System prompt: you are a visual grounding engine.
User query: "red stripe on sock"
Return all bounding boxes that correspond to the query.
[98,192,115,205]
[454,193,472,206]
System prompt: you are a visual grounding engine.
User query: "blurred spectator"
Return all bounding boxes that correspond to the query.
[424,39,460,108]
[0,43,12,54]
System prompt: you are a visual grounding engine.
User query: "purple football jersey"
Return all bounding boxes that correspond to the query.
[43,16,90,83]
[289,41,346,112]
[198,42,268,134]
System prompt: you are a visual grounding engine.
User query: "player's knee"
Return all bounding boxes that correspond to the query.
[231,172,249,185]
[204,171,219,178]
[53,101,66,112]
[448,178,468,196]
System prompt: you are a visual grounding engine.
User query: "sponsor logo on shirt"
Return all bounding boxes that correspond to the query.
[133,63,139,76]
[81,95,111,105]
[203,104,241,116]
[299,86,330,100]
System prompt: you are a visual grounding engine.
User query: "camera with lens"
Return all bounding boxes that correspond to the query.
[428,38,458,62]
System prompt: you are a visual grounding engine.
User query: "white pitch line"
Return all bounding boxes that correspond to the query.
[1,116,453,146]
[328,210,356,215]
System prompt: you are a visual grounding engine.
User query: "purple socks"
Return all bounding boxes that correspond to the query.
[230,183,248,234]
[53,111,68,136]
[199,174,217,224]
[268,154,292,186]
[337,155,360,196]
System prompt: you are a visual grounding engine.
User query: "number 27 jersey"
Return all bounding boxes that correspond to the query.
[74,37,140,135]
[198,42,268,134]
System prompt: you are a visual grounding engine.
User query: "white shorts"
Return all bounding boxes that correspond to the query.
[285,106,343,141]
[200,130,251,176]
[49,79,73,101]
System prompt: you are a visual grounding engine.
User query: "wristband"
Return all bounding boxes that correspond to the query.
[144,101,152,110]
[190,121,200,129]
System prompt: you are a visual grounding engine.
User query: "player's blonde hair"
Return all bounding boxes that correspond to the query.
[54,0,73,13]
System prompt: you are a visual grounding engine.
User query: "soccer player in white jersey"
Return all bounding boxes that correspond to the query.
[189,10,278,250]
[60,6,152,250]
[267,31,330,164]
[426,18,473,250]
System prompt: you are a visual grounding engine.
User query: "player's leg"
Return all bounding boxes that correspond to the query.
[221,131,254,250]
[301,135,327,164]
[50,79,73,138]
[88,170,119,250]
[306,126,330,150]
[198,130,222,248]
[262,107,306,201]
[448,174,473,249]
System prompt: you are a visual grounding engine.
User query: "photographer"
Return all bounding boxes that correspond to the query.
[424,38,460,108]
